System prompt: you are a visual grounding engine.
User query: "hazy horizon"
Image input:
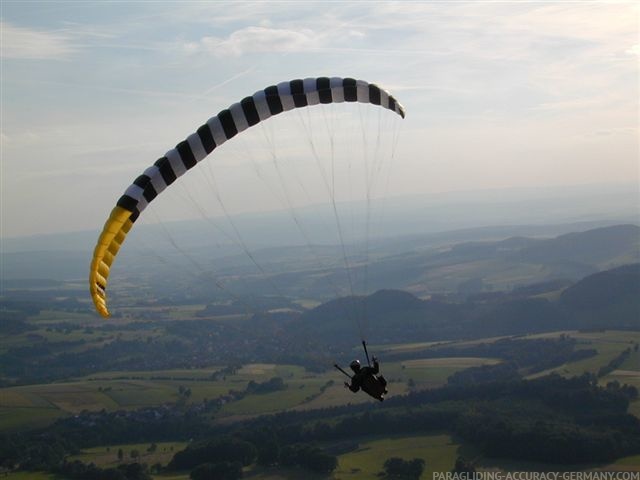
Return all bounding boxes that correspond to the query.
[2,1,638,238]
[2,181,637,254]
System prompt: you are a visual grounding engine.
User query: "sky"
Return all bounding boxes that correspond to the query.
[1,1,638,238]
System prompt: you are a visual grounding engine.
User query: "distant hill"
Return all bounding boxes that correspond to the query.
[354,224,640,296]
[2,220,638,318]
[295,289,469,345]
[560,263,640,310]
[517,224,640,268]
[5,182,638,252]
[289,262,640,346]
[556,263,639,330]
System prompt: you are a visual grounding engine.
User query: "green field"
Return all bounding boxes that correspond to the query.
[0,406,65,432]
[58,435,463,480]
[219,378,327,416]
[0,331,640,454]
[620,349,640,371]
[2,331,638,434]
[374,341,447,354]
[602,369,640,389]
[412,258,556,295]
[613,454,640,471]
[153,475,190,480]
[28,309,98,324]
[0,364,323,431]
[0,325,166,355]
[378,331,639,390]
[600,349,640,419]
[1,354,490,432]
[466,451,640,473]
[69,441,187,468]
[335,434,460,480]
[1,442,188,480]
[396,357,500,385]
[41,433,640,479]
[519,331,640,378]
[83,367,223,381]
[3,472,56,480]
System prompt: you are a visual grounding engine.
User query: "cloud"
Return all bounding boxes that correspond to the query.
[184,26,319,57]
[627,44,640,56]
[0,21,76,59]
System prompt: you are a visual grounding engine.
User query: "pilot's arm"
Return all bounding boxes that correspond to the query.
[345,378,360,392]
[371,357,380,375]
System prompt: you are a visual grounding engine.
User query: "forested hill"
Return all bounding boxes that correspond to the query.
[269,223,640,299]
[1,264,637,385]
[290,263,640,345]
[418,223,639,261]
[516,224,640,266]
[560,263,640,310]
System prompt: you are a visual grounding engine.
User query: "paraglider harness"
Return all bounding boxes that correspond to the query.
[335,341,388,402]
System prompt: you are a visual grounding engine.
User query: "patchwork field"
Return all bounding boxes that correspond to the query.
[3,472,56,480]
[68,441,187,468]
[0,325,166,355]
[396,357,501,385]
[526,330,640,378]
[2,331,638,434]
[9,439,639,480]
[334,434,461,480]
[0,406,64,432]
[0,355,486,432]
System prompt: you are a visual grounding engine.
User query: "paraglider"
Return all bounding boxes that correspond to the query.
[335,341,388,402]
[345,358,387,401]
[89,77,405,318]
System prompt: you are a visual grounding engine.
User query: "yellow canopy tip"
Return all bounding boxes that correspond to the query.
[90,205,134,319]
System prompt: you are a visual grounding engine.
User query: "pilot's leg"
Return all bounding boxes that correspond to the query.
[378,375,388,394]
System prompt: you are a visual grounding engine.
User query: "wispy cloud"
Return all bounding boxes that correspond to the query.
[0,21,76,59]
[201,67,257,96]
[5,77,222,101]
[1,1,637,237]
[184,26,320,57]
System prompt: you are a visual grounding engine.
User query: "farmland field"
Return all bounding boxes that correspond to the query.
[0,406,64,432]
[523,331,640,378]
[612,454,640,471]
[0,355,489,432]
[334,434,461,480]
[68,441,187,468]
[0,325,165,355]
[396,357,500,384]
[2,332,638,433]
[3,472,56,480]
[218,378,327,416]
[83,367,223,381]
[28,309,98,325]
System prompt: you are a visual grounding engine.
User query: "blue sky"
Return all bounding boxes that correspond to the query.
[1,1,638,237]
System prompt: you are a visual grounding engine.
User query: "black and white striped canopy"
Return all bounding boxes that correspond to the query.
[116,77,405,222]
[90,77,405,317]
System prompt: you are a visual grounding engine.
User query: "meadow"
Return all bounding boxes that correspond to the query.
[0,357,485,432]
[2,325,638,478]
[334,434,461,480]
[2,330,638,437]
[68,441,187,468]
[524,330,640,378]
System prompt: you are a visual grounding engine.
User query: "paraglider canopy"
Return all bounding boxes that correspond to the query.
[89,77,405,318]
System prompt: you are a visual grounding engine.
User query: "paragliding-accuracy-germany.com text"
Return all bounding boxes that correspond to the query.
[433,473,639,480]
